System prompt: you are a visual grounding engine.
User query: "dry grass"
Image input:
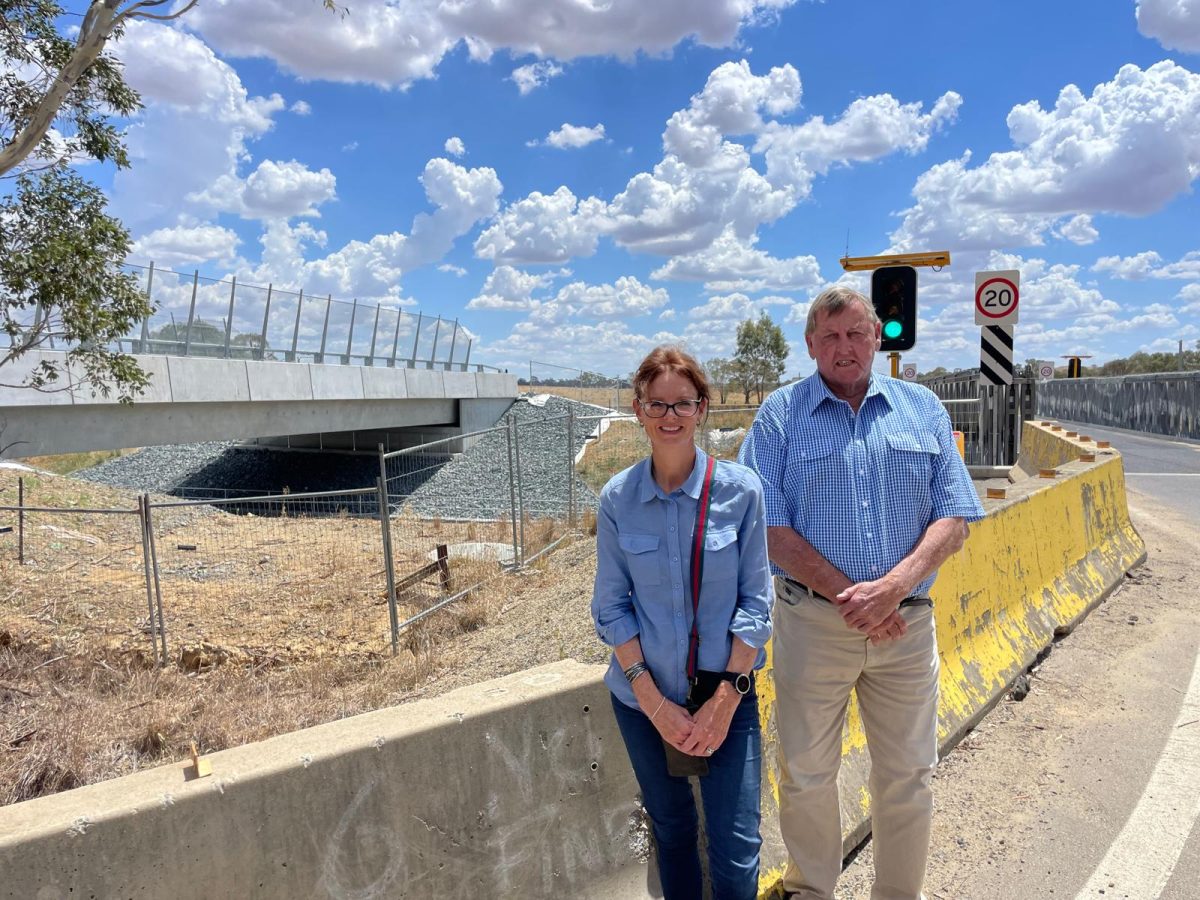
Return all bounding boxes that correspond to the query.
[15,449,134,475]
[0,465,576,807]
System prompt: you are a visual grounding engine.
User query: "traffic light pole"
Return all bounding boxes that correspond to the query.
[889,352,901,378]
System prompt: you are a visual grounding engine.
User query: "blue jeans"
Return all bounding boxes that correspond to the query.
[611,691,762,900]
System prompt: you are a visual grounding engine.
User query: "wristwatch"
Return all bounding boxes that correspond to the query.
[721,671,752,695]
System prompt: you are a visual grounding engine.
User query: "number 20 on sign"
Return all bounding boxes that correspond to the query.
[974,269,1020,326]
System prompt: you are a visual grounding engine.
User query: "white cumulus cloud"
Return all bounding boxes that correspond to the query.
[1137,0,1200,52]
[131,224,241,268]
[533,123,607,149]
[445,136,466,157]
[185,0,801,89]
[892,61,1200,253]
[511,60,564,94]
[1094,249,1200,280]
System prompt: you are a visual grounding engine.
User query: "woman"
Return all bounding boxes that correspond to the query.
[591,346,773,900]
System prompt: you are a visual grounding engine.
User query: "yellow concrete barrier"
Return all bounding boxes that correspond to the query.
[757,423,1145,896]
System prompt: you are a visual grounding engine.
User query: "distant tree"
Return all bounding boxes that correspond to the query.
[704,357,734,404]
[733,312,788,404]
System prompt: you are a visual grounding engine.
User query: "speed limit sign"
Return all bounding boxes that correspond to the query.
[975,269,1020,326]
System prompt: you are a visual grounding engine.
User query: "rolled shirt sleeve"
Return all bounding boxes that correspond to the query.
[590,488,642,648]
[929,407,986,524]
[729,470,773,650]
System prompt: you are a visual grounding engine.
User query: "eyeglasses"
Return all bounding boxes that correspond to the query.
[640,399,702,418]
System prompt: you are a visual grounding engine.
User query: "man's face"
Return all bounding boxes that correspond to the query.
[805,302,882,396]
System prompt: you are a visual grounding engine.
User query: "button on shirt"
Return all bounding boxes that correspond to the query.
[591,449,773,710]
[738,373,985,596]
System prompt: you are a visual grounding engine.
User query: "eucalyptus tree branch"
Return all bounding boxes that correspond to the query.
[0,0,199,176]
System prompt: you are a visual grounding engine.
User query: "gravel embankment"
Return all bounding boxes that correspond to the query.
[74,395,612,520]
[401,395,610,519]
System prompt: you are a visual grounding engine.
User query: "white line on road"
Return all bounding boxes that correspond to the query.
[1074,650,1200,899]
[1125,473,1200,477]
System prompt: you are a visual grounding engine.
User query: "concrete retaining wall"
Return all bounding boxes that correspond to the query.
[0,663,656,900]
[0,424,1144,898]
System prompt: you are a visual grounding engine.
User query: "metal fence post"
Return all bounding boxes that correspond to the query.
[512,417,526,566]
[410,314,423,367]
[389,310,402,368]
[17,476,24,564]
[567,406,576,531]
[318,292,331,364]
[183,270,199,356]
[223,276,236,358]
[258,283,273,361]
[345,298,357,364]
[447,318,459,369]
[290,289,304,362]
[368,303,381,366]
[506,418,520,569]
[137,495,161,665]
[434,314,448,367]
[376,471,399,657]
[138,261,154,352]
[464,337,473,370]
[142,495,169,667]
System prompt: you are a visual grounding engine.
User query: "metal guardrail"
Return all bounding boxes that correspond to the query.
[1037,371,1200,440]
[920,369,1037,466]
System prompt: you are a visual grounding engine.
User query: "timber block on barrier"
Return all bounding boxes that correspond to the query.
[756,422,1145,897]
[0,662,658,900]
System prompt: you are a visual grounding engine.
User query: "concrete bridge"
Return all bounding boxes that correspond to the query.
[0,350,518,457]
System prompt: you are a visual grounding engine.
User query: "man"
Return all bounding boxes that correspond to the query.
[738,286,984,900]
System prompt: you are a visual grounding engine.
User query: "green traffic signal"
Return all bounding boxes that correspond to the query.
[870,265,918,352]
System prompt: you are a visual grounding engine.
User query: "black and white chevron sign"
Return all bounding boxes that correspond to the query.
[979,324,1014,386]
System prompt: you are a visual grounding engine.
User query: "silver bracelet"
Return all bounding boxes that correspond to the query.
[623,661,649,684]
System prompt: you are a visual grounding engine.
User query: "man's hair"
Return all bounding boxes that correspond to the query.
[805,286,879,338]
[632,345,710,405]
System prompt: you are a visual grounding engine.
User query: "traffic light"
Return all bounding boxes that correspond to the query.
[871,265,918,352]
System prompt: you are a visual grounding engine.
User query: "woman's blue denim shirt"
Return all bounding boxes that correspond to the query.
[591,447,773,709]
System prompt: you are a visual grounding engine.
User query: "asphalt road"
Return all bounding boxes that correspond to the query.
[1054,421,1200,523]
[836,427,1200,900]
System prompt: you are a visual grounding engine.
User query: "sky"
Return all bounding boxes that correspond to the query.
[65,0,1200,379]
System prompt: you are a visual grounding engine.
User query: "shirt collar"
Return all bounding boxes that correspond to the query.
[799,371,892,415]
[636,446,710,502]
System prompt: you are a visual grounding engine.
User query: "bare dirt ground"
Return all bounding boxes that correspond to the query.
[834,491,1197,899]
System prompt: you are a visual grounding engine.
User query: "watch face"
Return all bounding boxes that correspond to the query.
[734,673,751,694]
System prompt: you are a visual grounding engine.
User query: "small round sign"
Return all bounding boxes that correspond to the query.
[1038,363,1055,381]
[976,276,1019,320]
[901,363,917,381]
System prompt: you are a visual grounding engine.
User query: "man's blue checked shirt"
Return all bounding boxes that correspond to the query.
[738,373,985,596]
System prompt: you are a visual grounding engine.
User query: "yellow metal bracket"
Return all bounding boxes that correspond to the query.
[840,251,951,272]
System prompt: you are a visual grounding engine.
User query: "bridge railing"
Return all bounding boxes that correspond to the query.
[31,262,505,373]
[919,369,1038,466]
[1037,371,1200,440]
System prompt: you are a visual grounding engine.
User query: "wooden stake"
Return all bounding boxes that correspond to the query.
[189,742,212,778]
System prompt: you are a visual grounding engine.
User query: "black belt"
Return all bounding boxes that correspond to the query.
[779,577,932,609]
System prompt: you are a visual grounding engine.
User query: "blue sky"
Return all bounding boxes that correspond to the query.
[74,0,1200,378]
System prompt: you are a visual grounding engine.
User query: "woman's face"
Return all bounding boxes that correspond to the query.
[634,370,706,451]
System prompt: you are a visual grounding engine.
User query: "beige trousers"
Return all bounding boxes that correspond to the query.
[773,577,939,900]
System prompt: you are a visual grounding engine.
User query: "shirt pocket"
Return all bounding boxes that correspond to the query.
[790,442,839,525]
[884,432,941,490]
[702,526,739,582]
[618,532,662,586]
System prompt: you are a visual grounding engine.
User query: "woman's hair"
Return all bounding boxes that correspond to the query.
[632,345,710,404]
